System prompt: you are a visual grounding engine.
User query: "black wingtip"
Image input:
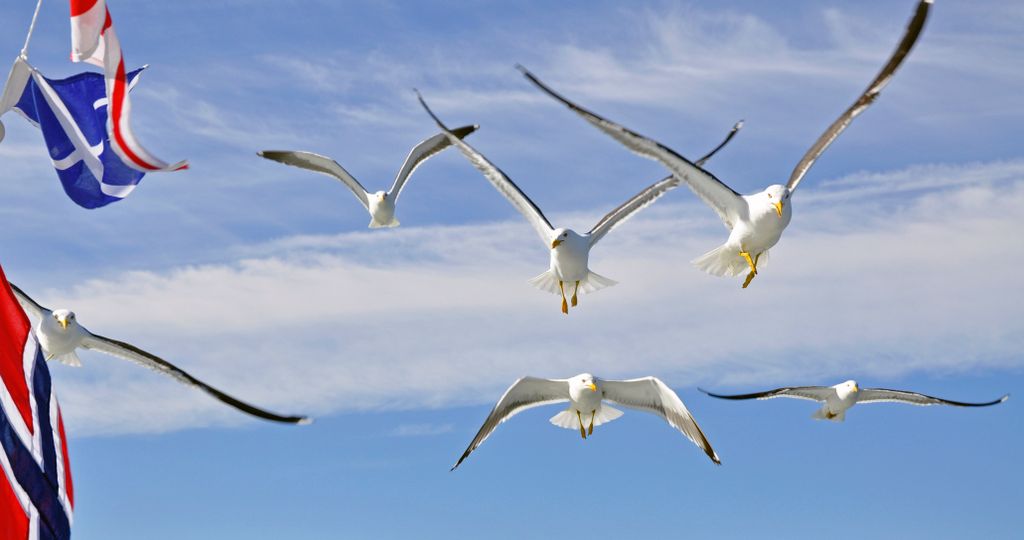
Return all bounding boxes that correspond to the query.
[415,89,449,132]
[697,387,711,395]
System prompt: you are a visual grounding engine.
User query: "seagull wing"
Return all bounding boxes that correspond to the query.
[699,386,833,403]
[786,0,932,193]
[857,388,1009,407]
[388,124,479,200]
[587,175,679,247]
[258,150,371,210]
[79,332,310,424]
[452,376,569,470]
[695,120,744,167]
[518,66,744,230]
[602,377,720,464]
[417,91,555,244]
[8,283,49,319]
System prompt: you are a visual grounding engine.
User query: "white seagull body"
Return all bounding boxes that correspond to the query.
[452,373,720,470]
[518,0,933,288]
[416,91,741,313]
[258,125,478,228]
[700,379,1008,422]
[10,283,310,424]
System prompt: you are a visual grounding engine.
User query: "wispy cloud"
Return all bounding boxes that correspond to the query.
[23,159,1022,436]
[389,423,454,438]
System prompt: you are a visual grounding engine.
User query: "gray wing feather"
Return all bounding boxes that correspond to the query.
[7,283,49,319]
[857,388,1009,407]
[80,333,310,424]
[699,386,833,403]
[587,175,680,247]
[258,150,370,209]
[388,125,479,200]
[517,65,744,230]
[452,377,569,470]
[786,0,932,193]
[602,377,720,464]
[416,91,555,244]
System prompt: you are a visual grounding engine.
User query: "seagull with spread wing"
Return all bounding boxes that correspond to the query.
[416,91,741,313]
[10,283,310,425]
[518,0,933,288]
[258,124,478,228]
[700,380,1008,422]
[452,373,720,470]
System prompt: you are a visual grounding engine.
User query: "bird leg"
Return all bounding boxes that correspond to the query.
[587,409,595,436]
[576,410,587,439]
[571,280,580,307]
[740,251,759,289]
[559,281,568,314]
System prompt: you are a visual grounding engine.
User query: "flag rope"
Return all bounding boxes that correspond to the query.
[20,0,45,60]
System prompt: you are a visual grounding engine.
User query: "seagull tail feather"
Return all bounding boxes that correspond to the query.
[54,351,82,367]
[691,245,753,277]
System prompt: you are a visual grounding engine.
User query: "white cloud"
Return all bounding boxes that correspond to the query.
[24,159,1023,436]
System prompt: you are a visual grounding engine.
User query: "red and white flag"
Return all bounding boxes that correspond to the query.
[69,0,188,172]
[0,264,74,540]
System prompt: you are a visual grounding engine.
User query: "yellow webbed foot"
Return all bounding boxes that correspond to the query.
[571,280,579,307]
[742,271,756,289]
[576,410,587,439]
[559,281,569,314]
[587,410,595,436]
[561,298,569,314]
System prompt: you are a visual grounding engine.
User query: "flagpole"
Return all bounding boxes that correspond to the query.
[20,0,45,60]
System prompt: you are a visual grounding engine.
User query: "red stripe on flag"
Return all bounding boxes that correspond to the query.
[58,409,74,508]
[69,0,101,17]
[0,476,29,540]
[0,267,33,432]
[109,57,161,171]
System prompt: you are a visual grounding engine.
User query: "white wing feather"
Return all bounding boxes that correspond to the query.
[602,377,720,464]
[452,377,569,470]
[258,150,371,209]
[388,124,478,200]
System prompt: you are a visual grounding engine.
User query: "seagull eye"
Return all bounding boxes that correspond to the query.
[767,193,772,199]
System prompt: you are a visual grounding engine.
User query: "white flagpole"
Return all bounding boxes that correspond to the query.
[20,0,45,60]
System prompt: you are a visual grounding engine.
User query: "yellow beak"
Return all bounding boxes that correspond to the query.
[58,319,68,330]
[852,384,859,393]
[587,383,597,392]
[551,239,563,249]
[773,201,784,217]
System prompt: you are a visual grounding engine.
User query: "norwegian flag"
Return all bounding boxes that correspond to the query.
[69,0,187,172]
[0,265,74,540]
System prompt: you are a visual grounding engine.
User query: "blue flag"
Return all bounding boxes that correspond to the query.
[1,59,147,209]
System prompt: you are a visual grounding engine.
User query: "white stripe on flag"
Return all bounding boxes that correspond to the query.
[49,392,73,523]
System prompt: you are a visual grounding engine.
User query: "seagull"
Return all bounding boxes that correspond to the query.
[517,0,933,288]
[258,124,478,228]
[416,91,741,313]
[452,373,720,470]
[10,283,310,425]
[700,380,1008,422]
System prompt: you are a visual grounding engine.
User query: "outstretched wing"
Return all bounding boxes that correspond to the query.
[602,377,720,464]
[518,65,744,230]
[587,175,679,247]
[80,332,310,424]
[857,388,1009,407]
[695,120,743,167]
[786,0,933,193]
[258,150,371,210]
[699,386,833,403]
[8,283,49,319]
[416,91,555,244]
[388,125,479,200]
[452,377,569,470]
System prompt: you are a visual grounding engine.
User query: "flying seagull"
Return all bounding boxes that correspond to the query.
[700,380,1008,422]
[451,373,720,470]
[10,283,310,425]
[518,0,933,288]
[416,91,741,313]
[258,124,478,228]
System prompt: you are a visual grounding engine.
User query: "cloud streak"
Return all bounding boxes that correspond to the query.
[20,159,1023,436]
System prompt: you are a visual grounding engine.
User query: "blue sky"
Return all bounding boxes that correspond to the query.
[1,0,1021,538]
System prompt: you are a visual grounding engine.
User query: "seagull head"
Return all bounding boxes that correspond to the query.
[763,184,790,217]
[837,380,859,398]
[375,191,388,202]
[570,373,599,394]
[550,228,579,249]
[51,309,76,331]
